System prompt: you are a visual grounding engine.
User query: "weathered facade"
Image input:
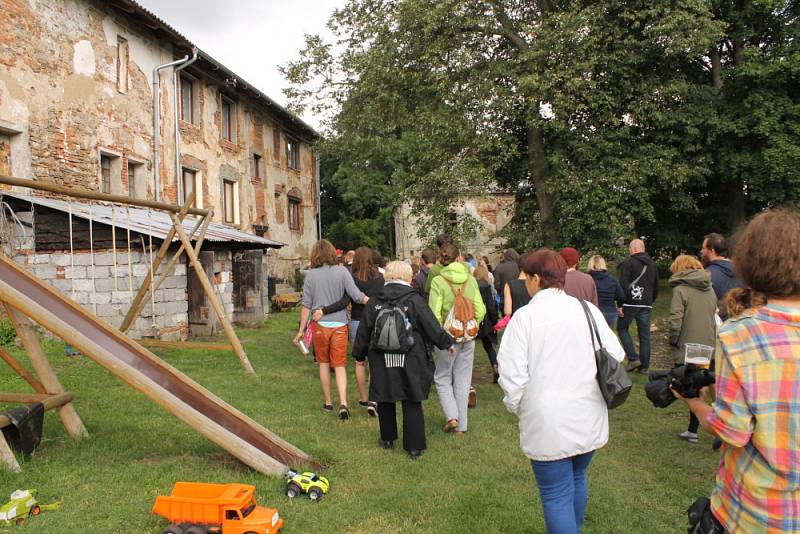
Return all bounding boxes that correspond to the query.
[394,195,515,263]
[0,0,321,339]
[0,0,319,281]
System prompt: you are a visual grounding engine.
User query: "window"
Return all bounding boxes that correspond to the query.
[116,36,129,93]
[287,138,299,170]
[180,74,197,124]
[223,179,236,223]
[181,167,197,206]
[221,95,236,142]
[252,153,262,183]
[127,160,144,198]
[100,155,113,193]
[272,126,281,161]
[288,198,301,231]
[0,134,11,176]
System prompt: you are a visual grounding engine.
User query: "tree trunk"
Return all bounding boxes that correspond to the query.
[526,123,556,243]
[710,46,722,89]
[727,182,746,232]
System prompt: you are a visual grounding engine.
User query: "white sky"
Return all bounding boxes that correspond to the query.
[135,0,345,130]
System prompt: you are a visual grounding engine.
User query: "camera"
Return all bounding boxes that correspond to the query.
[645,364,715,408]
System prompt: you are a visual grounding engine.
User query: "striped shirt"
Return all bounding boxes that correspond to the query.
[707,304,800,533]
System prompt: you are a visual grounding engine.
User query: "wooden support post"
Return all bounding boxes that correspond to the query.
[119,199,195,334]
[0,434,20,473]
[0,346,46,393]
[3,306,88,439]
[152,212,211,294]
[169,213,256,375]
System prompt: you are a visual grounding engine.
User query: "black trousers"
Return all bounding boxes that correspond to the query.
[480,336,498,367]
[688,411,700,433]
[377,401,426,452]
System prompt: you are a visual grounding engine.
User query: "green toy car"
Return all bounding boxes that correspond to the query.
[0,490,42,525]
[285,469,330,502]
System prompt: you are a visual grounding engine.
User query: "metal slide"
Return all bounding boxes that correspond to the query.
[0,255,319,475]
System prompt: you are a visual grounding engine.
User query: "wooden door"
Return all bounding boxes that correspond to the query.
[188,250,215,336]
[232,249,264,324]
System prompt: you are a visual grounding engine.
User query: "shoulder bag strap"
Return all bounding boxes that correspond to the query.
[578,299,603,351]
[629,265,647,289]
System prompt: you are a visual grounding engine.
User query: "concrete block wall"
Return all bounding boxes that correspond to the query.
[12,248,189,340]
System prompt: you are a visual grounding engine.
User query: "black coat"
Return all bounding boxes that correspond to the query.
[619,253,659,306]
[477,280,498,340]
[352,282,453,402]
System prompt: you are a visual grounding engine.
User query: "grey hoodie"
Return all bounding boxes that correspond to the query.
[494,248,521,294]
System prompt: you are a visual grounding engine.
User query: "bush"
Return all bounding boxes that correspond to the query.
[292,268,305,292]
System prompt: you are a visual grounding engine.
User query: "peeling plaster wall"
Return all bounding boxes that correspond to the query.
[0,0,319,282]
[394,195,515,264]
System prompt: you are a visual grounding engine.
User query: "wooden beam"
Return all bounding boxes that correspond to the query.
[3,306,88,439]
[0,434,20,472]
[151,211,210,294]
[138,339,234,352]
[119,199,195,334]
[0,174,209,216]
[169,213,256,375]
[0,392,74,407]
[0,346,46,393]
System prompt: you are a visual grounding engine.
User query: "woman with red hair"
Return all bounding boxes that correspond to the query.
[498,249,624,533]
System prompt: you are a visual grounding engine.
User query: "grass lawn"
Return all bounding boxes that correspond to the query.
[0,284,718,533]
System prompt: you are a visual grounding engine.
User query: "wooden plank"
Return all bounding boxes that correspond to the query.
[0,174,209,216]
[119,199,195,333]
[152,212,211,294]
[138,339,234,352]
[0,346,46,393]
[0,392,74,408]
[170,213,255,375]
[3,306,88,439]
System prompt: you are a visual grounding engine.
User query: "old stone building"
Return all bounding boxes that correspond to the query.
[394,194,515,264]
[0,0,321,338]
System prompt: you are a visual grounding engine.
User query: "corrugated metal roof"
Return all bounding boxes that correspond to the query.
[2,193,285,249]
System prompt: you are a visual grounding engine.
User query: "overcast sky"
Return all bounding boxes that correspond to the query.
[136,0,345,129]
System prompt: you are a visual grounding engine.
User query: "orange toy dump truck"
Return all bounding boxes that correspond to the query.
[152,482,283,534]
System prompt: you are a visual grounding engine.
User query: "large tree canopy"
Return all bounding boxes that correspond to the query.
[284,0,800,257]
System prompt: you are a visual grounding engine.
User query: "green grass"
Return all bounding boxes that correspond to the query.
[0,288,717,533]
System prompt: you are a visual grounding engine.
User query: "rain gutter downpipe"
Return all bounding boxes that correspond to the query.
[315,150,322,239]
[151,53,191,202]
[173,48,199,204]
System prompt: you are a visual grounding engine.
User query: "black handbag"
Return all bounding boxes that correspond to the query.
[579,299,632,409]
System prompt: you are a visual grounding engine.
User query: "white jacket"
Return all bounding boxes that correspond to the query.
[498,288,625,461]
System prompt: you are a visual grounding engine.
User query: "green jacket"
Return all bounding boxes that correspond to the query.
[668,269,718,361]
[428,262,486,326]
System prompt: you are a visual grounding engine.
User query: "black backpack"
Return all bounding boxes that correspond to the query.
[370,296,413,353]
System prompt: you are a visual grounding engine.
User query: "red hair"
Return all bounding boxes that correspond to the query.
[522,249,567,290]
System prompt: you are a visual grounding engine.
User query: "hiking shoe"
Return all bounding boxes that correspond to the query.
[678,431,699,444]
[322,403,333,413]
[359,400,378,417]
[378,439,394,450]
[338,405,350,420]
[626,360,642,372]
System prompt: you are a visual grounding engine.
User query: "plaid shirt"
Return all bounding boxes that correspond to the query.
[707,304,800,533]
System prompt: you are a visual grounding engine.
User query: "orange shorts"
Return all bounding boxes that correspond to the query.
[313,324,348,368]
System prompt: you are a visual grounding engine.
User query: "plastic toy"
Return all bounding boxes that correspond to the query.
[0,489,60,526]
[284,469,330,502]
[152,482,282,534]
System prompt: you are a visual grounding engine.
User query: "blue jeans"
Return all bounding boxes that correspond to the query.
[617,306,651,369]
[531,451,595,534]
[349,320,360,343]
[601,311,618,329]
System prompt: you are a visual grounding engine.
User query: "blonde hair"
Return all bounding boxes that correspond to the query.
[384,260,413,282]
[670,254,703,273]
[587,255,607,271]
[473,260,490,284]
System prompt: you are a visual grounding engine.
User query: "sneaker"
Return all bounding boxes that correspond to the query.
[338,405,350,420]
[626,360,641,372]
[322,403,333,413]
[678,431,699,444]
[359,400,378,417]
[468,387,477,408]
[407,449,424,460]
[378,439,394,450]
[443,419,458,433]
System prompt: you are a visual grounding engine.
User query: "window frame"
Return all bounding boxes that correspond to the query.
[288,197,301,231]
[220,95,236,143]
[286,138,300,170]
[222,179,236,224]
[179,73,198,124]
[126,158,145,198]
[116,36,129,94]
[180,167,198,207]
[252,153,262,182]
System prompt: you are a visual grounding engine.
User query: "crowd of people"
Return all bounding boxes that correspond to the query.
[292,208,799,534]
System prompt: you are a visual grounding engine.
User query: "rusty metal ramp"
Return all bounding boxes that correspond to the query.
[0,254,319,475]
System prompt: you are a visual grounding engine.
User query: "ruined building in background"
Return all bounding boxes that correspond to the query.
[0,0,320,338]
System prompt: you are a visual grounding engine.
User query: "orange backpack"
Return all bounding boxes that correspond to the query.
[443,279,479,342]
